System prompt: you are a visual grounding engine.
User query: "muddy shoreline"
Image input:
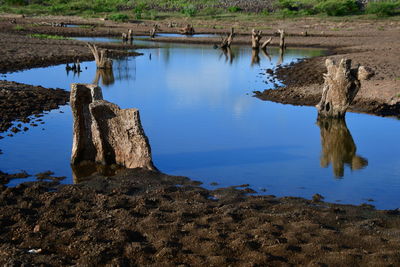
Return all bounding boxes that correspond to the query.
[1,14,400,265]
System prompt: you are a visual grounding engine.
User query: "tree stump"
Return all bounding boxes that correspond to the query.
[220,28,234,49]
[87,43,113,69]
[317,58,373,118]
[70,84,156,171]
[251,29,262,49]
[278,29,285,49]
[261,37,272,50]
[317,117,367,178]
[180,24,195,35]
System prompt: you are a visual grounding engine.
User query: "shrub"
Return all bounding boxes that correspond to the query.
[133,2,147,19]
[107,13,129,22]
[182,4,197,17]
[366,1,400,17]
[227,6,242,12]
[315,0,360,16]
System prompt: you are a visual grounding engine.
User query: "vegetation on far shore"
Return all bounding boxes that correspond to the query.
[0,0,399,21]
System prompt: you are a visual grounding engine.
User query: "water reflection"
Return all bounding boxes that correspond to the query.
[277,48,285,65]
[317,117,368,178]
[251,48,260,66]
[71,162,122,183]
[93,68,115,86]
[220,47,235,65]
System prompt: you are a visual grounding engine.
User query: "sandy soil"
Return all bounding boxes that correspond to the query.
[1,14,400,265]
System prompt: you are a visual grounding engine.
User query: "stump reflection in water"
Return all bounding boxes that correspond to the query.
[93,68,115,86]
[317,117,368,178]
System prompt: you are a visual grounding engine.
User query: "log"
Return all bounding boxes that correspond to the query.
[220,28,234,49]
[316,58,372,118]
[70,84,156,171]
[87,43,113,69]
[317,117,367,178]
[251,29,262,49]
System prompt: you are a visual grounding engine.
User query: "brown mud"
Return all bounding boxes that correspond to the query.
[1,168,400,266]
[1,14,400,265]
[0,80,69,135]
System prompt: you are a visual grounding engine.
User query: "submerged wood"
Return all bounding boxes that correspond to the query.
[317,58,373,118]
[70,83,156,171]
[87,43,112,69]
[251,29,262,49]
[317,117,367,178]
[220,28,234,49]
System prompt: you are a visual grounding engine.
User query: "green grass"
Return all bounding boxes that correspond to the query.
[28,33,70,40]
[13,25,25,31]
[1,0,399,20]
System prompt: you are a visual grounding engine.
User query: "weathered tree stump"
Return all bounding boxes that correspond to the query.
[261,37,273,50]
[87,43,113,69]
[180,24,195,35]
[220,28,234,49]
[150,25,158,38]
[278,29,285,50]
[70,83,156,171]
[251,29,262,49]
[317,58,373,118]
[317,117,367,178]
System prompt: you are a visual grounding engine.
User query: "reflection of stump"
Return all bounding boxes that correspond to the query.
[317,117,368,178]
[251,48,260,66]
[317,58,373,118]
[221,47,235,64]
[70,84,156,171]
[93,68,115,86]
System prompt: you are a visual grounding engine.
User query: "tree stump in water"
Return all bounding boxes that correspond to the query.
[317,58,373,118]
[87,43,113,69]
[70,84,156,171]
[251,29,262,49]
[317,117,367,178]
[220,28,234,49]
[180,24,195,35]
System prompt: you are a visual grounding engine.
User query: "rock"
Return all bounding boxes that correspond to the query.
[316,58,368,118]
[312,193,324,202]
[357,66,374,81]
[70,84,156,171]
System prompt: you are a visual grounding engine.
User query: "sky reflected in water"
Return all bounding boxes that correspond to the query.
[1,41,400,209]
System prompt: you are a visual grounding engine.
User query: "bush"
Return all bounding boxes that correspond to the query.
[366,1,400,17]
[107,13,129,21]
[227,6,241,12]
[133,2,147,19]
[182,4,197,17]
[316,0,359,16]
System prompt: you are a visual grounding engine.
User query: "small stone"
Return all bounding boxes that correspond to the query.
[33,224,41,233]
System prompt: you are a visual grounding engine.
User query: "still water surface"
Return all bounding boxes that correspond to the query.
[1,41,400,209]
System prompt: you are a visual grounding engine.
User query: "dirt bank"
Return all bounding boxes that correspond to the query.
[1,168,400,266]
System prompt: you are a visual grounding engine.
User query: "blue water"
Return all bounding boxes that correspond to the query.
[1,41,400,209]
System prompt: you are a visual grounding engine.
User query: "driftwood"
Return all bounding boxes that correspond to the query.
[317,117,367,178]
[180,24,195,35]
[220,28,234,49]
[87,43,112,69]
[70,83,156,171]
[251,29,262,49]
[316,58,373,118]
[278,29,285,49]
